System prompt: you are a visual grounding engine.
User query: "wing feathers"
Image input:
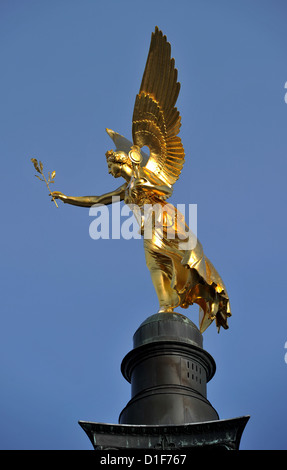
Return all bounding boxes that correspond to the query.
[132,27,185,187]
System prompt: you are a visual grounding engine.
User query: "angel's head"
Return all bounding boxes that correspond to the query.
[106,150,133,180]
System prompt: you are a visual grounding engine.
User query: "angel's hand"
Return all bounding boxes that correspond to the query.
[133,178,148,187]
[135,177,172,198]
[49,191,67,202]
[131,178,147,198]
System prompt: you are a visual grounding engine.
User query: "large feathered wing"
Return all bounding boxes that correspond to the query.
[132,27,185,188]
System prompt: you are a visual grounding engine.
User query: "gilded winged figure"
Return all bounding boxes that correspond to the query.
[51,27,231,332]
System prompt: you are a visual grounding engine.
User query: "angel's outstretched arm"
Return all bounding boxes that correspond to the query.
[50,183,127,208]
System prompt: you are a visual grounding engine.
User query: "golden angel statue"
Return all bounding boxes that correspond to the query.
[51,27,231,333]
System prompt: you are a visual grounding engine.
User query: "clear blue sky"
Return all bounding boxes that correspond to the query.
[1,0,287,450]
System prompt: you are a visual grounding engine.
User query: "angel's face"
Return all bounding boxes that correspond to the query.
[108,162,122,178]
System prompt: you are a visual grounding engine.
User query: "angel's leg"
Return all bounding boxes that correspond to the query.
[144,243,179,311]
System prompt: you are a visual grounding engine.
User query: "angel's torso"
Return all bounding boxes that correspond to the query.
[123,168,167,207]
[123,168,170,234]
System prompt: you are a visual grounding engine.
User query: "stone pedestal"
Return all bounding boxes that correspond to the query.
[79,312,249,450]
[119,312,218,425]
